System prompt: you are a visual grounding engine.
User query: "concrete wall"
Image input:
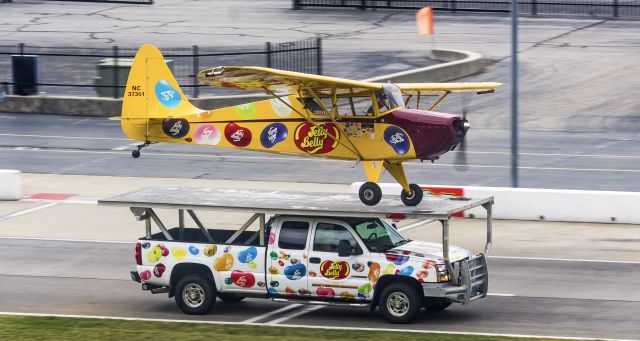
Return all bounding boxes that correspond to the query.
[351,182,640,224]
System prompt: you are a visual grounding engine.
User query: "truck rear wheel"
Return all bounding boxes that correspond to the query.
[218,293,245,303]
[379,282,421,323]
[175,275,216,315]
[424,297,452,311]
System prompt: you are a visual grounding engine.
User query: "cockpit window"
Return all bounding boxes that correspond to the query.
[382,84,404,109]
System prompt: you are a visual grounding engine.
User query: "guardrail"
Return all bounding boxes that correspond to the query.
[293,0,640,18]
[0,38,322,98]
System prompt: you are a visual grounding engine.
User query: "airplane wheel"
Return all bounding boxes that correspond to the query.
[401,184,423,206]
[132,150,141,158]
[359,182,382,206]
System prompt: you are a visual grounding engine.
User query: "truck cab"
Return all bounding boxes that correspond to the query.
[101,187,492,324]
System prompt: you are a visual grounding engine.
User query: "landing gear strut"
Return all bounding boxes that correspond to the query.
[132,141,152,159]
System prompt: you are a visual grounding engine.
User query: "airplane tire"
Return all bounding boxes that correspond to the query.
[401,184,423,206]
[132,150,141,158]
[359,182,382,206]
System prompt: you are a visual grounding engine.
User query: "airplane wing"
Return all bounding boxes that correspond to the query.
[197,66,382,97]
[395,82,503,96]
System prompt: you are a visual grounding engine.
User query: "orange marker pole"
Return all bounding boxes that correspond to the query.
[416,7,435,53]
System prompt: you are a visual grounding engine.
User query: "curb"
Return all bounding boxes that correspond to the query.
[0,49,486,116]
[0,169,22,201]
[350,182,640,224]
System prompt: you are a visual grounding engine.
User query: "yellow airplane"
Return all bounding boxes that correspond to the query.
[121,44,501,206]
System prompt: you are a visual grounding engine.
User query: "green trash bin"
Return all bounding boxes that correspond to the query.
[95,58,174,98]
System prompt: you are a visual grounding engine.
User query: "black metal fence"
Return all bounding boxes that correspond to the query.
[0,38,322,98]
[293,0,640,18]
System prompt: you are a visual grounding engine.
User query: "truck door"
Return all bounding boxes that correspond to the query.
[307,220,371,301]
[267,217,312,297]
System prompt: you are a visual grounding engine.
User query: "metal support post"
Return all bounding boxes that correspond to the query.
[441,219,454,281]
[259,214,266,246]
[510,0,519,188]
[113,45,119,99]
[316,37,322,75]
[265,42,272,68]
[192,45,199,98]
[178,209,185,240]
[482,202,493,255]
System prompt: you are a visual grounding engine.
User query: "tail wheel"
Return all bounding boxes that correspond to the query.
[400,183,423,206]
[175,275,216,315]
[359,182,382,206]
[379,282,422,323]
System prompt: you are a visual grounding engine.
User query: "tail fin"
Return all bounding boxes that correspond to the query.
[121,44,201,141]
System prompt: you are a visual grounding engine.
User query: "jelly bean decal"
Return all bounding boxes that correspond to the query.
[141,242,150,249]
[368,262,380,283]
[224,123,252,147]
[231,270,256,288]
[423,260,436,269]
[193,124,221,145]
[155,80,181,109]
[213,253,234,271]
[416,270,428,282]
[351,262,365,272]
[234,103,257,119]
[278,260,285,266]
[157,243,169,257]
[298,288,311,296]
[285,287,296,295]
[400,265,414,276]
[162,118,189,139]
[257,281,266,288]
[153,263,166,278]
[278,251,290,260]
[147,246,162,263]
[340,291,355,300]
[320,260,350,280]
[203,244,217,257]
[268,232,276,245]
[172,247,187,260]
[284,263,307,280]
[294,122,340,154]
[224,246,231,253]
[385,253,409,265]
[248,261,257,269]
[309,271,317,277]
[269,280,279,287]
[140,270,151,281]
[260,123,288,148]
[384,126,411,155]
[290,258,300,265]
[358,283,372,296]
[238,247,258,263]
[268,287,277,295]
[316,287,335,298]
[188,245,199,256]
[382,263,395,275]
[271,97,292,118]
[269,250,278,260]
[268,266,279,275]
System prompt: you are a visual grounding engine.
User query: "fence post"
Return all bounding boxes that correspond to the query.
[613,0,619,17]
[192,45,199,98]
[532,0,537,15]
[19,43,24,55]
[316,37,322,75]
[293,0,300,9]
[361,0,366,10]
[266,42,272,68]
[451,0,457,13]
[113,45,119,99]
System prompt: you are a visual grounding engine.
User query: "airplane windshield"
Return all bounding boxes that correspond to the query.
[382,84,404,109]
[349,217,407,252]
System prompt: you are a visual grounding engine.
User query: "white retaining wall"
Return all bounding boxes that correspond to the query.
[0,170,22,200]
[350,182,640,224]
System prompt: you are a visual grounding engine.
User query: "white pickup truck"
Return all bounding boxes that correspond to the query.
[100,187,493,324]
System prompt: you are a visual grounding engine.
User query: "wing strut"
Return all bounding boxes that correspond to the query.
[429,91,451,111]
[262,88,362,160]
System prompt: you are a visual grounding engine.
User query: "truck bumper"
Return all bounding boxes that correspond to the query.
[422,254,488,304]
[130,271,141,283]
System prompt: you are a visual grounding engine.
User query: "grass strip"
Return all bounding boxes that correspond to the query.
[0,315,580,341]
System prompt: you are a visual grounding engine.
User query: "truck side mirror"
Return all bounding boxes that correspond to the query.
[338,240,352,257]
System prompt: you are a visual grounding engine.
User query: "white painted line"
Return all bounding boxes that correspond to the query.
[111,143,140,151]
[241,303,303,323]
[487,293,516,297]
[489,255,640,265]
[0,133,129,141]
[397,219,436,232]
[266,305,324,325]
[20,198,98,205]
[0,311,634,341]
[0,202,59,222]
[0,237,133,244]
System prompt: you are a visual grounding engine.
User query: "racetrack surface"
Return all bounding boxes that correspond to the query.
[0,237,638,340]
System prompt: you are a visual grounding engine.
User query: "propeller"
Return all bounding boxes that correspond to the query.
[454,94,471,171]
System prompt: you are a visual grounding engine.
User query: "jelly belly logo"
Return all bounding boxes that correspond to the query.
[384,126,410,155]
[294,123,340,154]
[224,123,252,147]
[260,123,288,148]
[154,80,181,109]
[320,260,350,280]
[162,118,189,139]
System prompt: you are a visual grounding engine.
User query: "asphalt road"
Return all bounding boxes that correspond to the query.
[0,113,639,191]
[0,238,638,340]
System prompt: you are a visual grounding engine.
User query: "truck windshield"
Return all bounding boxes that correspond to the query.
[349,218,407,252]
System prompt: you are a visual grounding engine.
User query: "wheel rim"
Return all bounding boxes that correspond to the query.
[183,283,205,308]
[404,189,415,200]
[386,292,410,317]
[363,188,375,201]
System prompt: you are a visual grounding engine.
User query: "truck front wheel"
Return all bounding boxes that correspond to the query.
[379,282,421,323]
[175,275,216,315]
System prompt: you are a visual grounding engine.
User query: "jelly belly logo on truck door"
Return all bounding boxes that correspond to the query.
[320,260,350,280]
[294,123,340,154]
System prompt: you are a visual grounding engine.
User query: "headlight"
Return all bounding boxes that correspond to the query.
[436,264,451,282]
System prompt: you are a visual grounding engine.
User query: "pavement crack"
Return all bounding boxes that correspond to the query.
[527,19,609,51]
